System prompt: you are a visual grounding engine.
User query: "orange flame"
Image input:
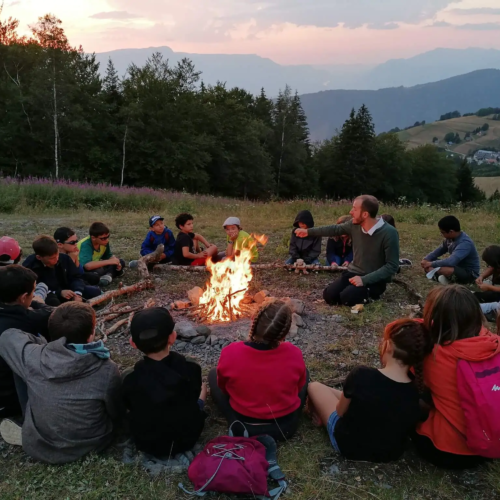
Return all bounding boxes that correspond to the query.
[199,234,267,322]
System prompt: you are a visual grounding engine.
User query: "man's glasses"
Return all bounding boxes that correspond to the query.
[64,240,78,246]
[98,235,110,241]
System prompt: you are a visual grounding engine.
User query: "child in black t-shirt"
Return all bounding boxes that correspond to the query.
[123,307,207,457]
[172,213,218,266]
[307,319,429,462]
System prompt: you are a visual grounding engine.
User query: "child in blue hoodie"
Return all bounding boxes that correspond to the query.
[130,216,176,268]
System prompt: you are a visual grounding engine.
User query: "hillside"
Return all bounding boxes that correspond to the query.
[95,47,500,96]
[299,70,500,140]
[397,115,500,155]
[474,177,500,197]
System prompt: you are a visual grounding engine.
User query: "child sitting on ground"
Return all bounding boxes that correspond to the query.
[326,215,353,267]
[123,307,207,457]
[172,213,218,266]
[222,217,258,262]
[287,210,321,266]
[474,246,500,320]
[0,302,123,463]
[307,319,427,463]
[54,227,100,287]
[23,236,100,307]
[130,215,176,269]
[0,236,23,266]
[0,265,52,419]
[209,299,308,441]
[78,222,125,287]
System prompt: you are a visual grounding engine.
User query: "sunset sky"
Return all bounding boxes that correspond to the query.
[5,0,500,64]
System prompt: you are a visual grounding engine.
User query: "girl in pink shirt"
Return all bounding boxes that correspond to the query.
[208,300,308,441]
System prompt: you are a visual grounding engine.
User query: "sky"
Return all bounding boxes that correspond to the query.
[5,0,500,64]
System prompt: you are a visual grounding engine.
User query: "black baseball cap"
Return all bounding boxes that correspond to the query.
[131,307,175,353]
[149,215,164,227]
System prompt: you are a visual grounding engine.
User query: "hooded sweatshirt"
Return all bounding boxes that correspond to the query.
[0,329,123,464]
[417,328,500,455]
[122,351,206,457]
[289,210,322,263]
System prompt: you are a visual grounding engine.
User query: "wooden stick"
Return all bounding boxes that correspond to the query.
[101,305,143,322]
[106,318,129,335]
[88,281,154,307]
[392,277,424,304]
[153,264,347,273]
[137,244,165,279]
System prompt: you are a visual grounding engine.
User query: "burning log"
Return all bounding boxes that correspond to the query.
[153,263,347,273]
[137,244,165,278]
[88,281,154,307]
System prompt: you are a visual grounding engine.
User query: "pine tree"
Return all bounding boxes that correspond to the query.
[456,160,485,205]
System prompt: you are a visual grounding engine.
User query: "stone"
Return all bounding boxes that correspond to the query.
[207,335,218,345]
[253,290,270,304]
[331,315,344,323]
[352,349,360,355]
[175,321,198,339]
[289,322,299,336]
[285,298,305,315]
[187,286,203,307]
[292,313,304,327]
[173,300,191,310]
[191,336,206,345]
[196,325,212,337]
[328,465,340,475]
[175,341,187,350]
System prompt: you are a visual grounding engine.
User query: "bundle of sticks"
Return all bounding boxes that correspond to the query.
[95,298,156,341]
[153,263,348,273]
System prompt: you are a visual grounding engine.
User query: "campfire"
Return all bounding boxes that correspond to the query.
[194,234,268,323]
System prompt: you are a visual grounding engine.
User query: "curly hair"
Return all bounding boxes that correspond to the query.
[249,299,292,349]
[382,319,432,394]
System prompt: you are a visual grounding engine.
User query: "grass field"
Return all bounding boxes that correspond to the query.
[474,177,500,197]
[1,197,500,499]
[398,114,500,156]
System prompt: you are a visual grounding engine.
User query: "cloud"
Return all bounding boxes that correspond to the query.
[450,8,500,16]
[456,23,500,30]
[90,11,141,20]
[428,21,452,27]
[367,22,399,30]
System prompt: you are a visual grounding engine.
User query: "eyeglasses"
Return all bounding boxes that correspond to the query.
[98,235,110,241]
[64,240,78,245]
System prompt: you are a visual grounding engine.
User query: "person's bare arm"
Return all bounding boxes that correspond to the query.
[477,267,494,284]
[83,257,120,271]
[182,246,202,260]
[226,242,234,258]
[335,393,351,417]
[194,233,213,248]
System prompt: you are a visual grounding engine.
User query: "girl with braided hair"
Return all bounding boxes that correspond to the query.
[306,319,427,463]
[208,299,308,441]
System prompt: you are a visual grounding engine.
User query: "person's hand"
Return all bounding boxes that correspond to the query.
[73,294,83,302]
[421,259,431,269]
[109,256,121,269]
[199,250,208,258]
[349,276,364,287]
[342,261,350,267]
[478,283,493,292]
[330,262,338,268]
[476,277,483,285]
[61,290,77,300]
[295,228,308,238]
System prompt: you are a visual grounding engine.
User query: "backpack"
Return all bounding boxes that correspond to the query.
[179,422,287,499]
[457,355,500,458]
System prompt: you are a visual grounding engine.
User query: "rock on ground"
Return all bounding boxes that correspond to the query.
[175,321,198,339]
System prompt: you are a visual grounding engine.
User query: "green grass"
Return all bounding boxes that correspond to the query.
[1,199,500,499]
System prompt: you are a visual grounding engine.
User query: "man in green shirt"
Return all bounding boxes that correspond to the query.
[295,195,399,307]
[78,222,125,287]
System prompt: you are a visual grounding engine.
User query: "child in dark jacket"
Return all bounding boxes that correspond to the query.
[23,236,100,307]
[130,216,176,269]
[287,210,321,265]
[123,307,207,457]
[326,216,353,267]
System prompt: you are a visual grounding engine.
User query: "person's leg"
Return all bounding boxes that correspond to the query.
[307,381,341,427]
[82,285,102,300]
[339,284,370,307]
[45,293,61,307]
[323,272,354,305]
[205,246,218,259]
[475,291,500,304]
[285,257,295,265]
[83,271,100,286]
[450,266,475,284]
[208,368,237,424]
[367,281,387,300]
[298,369,310,408]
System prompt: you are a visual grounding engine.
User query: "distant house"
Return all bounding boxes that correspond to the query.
[474,150,498,162]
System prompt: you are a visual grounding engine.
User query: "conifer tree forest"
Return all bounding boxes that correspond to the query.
[0,13,482,204]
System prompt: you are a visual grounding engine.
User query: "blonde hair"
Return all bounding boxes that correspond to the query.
[249,299,292,349]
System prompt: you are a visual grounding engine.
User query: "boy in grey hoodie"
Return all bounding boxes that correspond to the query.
[287,210,322,265]
[0,302,122,464]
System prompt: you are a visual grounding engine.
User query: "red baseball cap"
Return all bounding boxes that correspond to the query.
[0,237,22,265]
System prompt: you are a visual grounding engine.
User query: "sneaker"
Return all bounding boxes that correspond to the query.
[129,260,139,269]
[438,275,450,286]
[99,274,113,287]
[399,258,412,267]
[0,417,22,446]
[485,311,498,323]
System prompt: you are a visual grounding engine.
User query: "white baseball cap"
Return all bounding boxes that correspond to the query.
[223,217,241,227]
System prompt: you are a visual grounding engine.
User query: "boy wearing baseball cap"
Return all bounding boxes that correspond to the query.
[123,307,207,457]
[130,215,176,269]
[223,217,258,262]
[0,236,22,266]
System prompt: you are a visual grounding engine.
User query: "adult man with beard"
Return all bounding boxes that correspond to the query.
[295,195,399,307]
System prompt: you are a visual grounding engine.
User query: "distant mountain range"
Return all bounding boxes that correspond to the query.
[95,47,500,97]
[299,69,500,140]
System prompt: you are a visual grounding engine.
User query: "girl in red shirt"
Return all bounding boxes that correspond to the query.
[208,300,308,441]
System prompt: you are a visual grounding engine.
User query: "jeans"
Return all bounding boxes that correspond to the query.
[323,271,387,307]
[208,368,309,442]
[93,259,126,279]
[286,257,321,266]
[326,252,353,266]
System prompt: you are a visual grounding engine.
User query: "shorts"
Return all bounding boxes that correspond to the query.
[327,411,341,452]
[452,266,476,284]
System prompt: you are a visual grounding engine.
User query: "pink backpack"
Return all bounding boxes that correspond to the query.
[179,423,286,498]
[457,355,500,458]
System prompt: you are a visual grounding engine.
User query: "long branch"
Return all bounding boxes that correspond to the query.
[153,264,347,273]
[88,280,154,307]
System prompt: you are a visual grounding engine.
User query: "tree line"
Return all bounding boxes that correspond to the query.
[0,13,484,204]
